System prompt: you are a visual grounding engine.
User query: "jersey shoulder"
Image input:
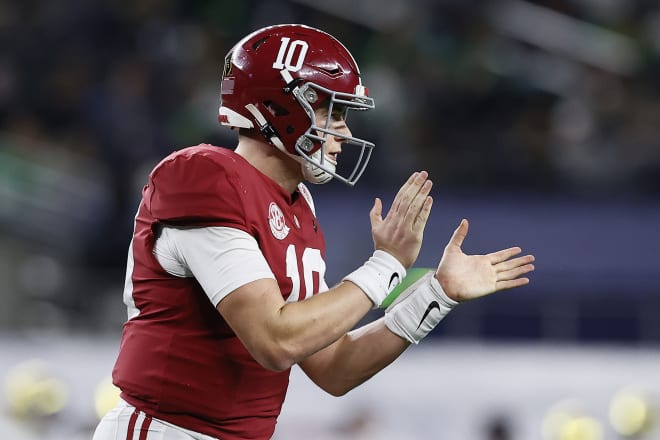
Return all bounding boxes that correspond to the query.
[145,144,251,227]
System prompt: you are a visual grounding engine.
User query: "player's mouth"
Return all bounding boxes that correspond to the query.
[324,152,338,165]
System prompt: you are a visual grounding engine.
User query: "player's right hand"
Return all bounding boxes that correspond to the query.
[369,171,433,269]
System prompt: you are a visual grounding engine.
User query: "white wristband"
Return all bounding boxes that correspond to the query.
[343,250,406,308]
[384,271,458,344]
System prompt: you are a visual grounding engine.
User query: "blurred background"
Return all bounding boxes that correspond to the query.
[0,0,659,439]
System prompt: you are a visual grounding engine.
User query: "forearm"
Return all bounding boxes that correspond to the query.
[220,247,408,371]
[272,281,375,367]
[219,278,374,371]
[299,318,409,396]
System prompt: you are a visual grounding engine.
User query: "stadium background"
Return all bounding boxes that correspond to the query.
[0,0,658,438]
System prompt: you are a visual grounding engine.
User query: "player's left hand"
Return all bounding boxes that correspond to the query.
[435,219,535,302]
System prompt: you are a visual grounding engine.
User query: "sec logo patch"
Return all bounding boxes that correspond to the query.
[268,202,290,240]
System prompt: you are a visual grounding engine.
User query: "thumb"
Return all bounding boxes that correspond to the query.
[448,218,469,249]
[369,197,383,228]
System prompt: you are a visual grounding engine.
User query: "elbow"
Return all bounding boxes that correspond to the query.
[308,375,353,397]
[240,321,307,372]
[320,381,355,397]
[326,386,350,397]
[252,343,299,372]
[258,356,294,373]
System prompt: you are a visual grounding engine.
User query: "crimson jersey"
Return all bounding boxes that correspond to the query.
[112,144,327,440]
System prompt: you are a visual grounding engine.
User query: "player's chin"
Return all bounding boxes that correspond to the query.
[323,154,338,166]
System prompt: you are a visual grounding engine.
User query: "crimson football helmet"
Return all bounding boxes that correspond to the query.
[218,24,375,185]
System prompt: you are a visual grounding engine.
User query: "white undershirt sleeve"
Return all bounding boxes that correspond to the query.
[153,226,275,306]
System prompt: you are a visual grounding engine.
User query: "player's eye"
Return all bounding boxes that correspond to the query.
[331,105,348,121]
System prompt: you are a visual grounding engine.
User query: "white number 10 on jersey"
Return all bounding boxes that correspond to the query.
[272,37,309,72]
[285,244,326,302]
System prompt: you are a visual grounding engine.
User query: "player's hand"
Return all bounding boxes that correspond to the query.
[435,219,535,302]
[370,171,433,269]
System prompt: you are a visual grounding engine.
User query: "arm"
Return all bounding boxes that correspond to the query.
[217,277,373,372]
[298,219,536,395]
[217,171,433,371]
[298,318,408,396]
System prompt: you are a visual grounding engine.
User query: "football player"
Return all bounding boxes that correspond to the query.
[92,24,535,440]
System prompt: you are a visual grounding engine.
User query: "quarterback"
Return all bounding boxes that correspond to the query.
[92,24,535,440]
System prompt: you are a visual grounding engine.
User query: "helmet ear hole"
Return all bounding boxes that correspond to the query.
[263,101,290,117]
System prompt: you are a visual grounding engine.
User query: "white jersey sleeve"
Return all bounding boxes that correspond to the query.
[153,226,276,306]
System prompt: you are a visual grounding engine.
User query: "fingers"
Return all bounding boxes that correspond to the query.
[447,218,469,249]
[404,179,433,228]
[385,171,434,232]
[497,263,535,281]
[489,246,522,264]
[495,277,530,291]
[369,197,383,228]
[390,171,425,214]
[492,251,535,283]
[413,196,433,232]
[494,254,535,273]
